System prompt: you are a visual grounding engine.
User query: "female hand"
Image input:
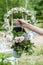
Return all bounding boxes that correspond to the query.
[13,19,27,27]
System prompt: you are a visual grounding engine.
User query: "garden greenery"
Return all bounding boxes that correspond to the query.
[12,30,35,57]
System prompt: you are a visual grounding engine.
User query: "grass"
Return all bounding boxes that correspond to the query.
[18,55,43,65]
[0,45,43,65]
[18,51,43,65]
[18,35,43,65]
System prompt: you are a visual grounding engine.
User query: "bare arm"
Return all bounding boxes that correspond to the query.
[13,19,43,35]
[24,22,43,35]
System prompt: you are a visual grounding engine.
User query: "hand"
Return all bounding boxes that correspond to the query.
[13,19,27,27]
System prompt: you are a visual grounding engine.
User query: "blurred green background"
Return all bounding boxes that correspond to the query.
[0,0,43,19]
[0,0,43,28]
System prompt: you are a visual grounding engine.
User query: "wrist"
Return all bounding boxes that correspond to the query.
[23,21,28,28]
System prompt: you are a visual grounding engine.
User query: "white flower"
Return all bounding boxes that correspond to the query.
[31,16,34,20]
[6,33,13,42]
[15,36,24,43]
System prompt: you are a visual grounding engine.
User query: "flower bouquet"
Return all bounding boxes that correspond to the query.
[11,29,35,57]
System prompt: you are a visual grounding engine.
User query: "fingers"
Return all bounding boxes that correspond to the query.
[17,19,23,25]
[13,19,26,27]
[13,19,18,24]
[13,19,22,25]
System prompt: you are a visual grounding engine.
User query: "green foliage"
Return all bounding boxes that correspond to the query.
[0,61,11,65]
[12,30,24,38]
[12,39,34,57]
[12,30,35,57]
[0,0,43,22]
[0,53,12,59]
[0,53,12,65]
